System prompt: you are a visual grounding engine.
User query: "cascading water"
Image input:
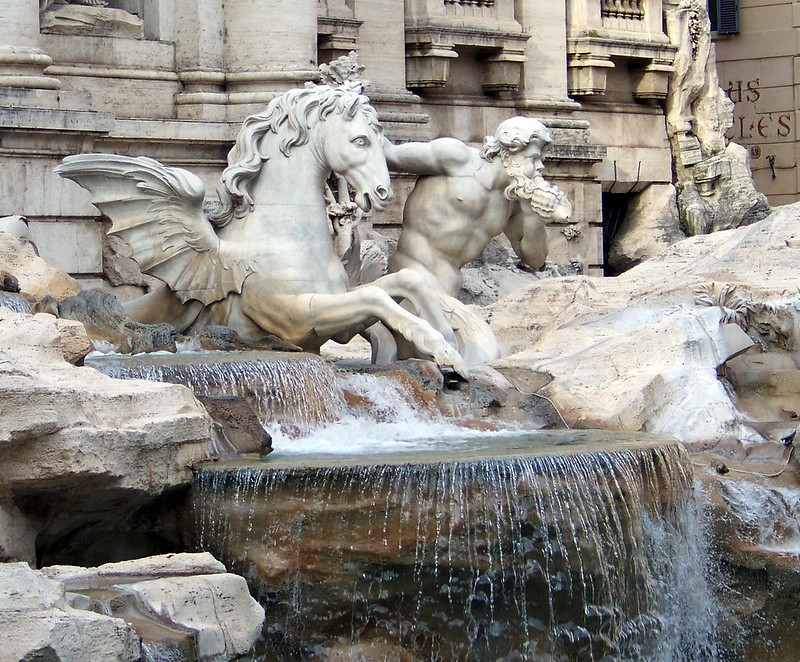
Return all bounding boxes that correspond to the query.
[717,480,800,554]
[0,292,32,314]
[190,434,720,661]
[88,350,722,660]
[88,351,346,433]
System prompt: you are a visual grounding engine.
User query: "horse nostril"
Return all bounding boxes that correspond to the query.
[375,185,392,201]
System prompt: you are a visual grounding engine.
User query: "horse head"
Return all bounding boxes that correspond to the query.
[208,83,392,227]
[316,89,393,213]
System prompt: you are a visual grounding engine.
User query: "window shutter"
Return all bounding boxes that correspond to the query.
[716,0,740,35]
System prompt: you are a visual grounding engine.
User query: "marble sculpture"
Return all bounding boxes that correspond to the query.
[57,56,470,377]
[367,117,572,367]
[56,54,571,377]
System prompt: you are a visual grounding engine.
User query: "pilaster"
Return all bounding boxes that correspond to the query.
[223,0,318,119]
[0,0,60,92]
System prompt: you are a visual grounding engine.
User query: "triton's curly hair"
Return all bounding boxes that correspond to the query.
[206,82,381,228]
[478,117,554,202]
[479,117,552,162]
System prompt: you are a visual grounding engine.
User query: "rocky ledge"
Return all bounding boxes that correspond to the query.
[0,306,214,565]
[0,553,265,662]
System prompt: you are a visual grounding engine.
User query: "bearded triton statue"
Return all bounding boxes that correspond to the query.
[56,56,472,377]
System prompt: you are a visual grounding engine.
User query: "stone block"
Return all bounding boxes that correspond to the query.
[125,573,265,661]
[0,563,65,611]
[28,219,104,275]
[753,84,794,114]
[0,233,81,301]
[0,501,37,563]
[0,610,140,662]
[43,552,228,590]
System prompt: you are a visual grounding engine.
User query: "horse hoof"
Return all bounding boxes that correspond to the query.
[442,367,469,389]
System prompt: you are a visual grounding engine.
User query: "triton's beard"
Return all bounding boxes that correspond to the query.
[502,163,568,218]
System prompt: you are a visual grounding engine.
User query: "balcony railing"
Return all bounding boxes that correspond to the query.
[601,0,644,20]
[444,0,495,7]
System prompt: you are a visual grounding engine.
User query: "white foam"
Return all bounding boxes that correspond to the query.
[269,371,521,455]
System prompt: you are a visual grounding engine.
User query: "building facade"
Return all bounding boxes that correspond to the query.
[712,0,799,207]
[0,0,690,291]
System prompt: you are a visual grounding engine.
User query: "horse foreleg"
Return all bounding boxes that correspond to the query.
[309,288,469,377]
[362,269,500,367]
[123,284,204,333]
[357,269,458,347]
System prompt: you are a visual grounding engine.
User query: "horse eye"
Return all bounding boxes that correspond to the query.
[352,136,369,147]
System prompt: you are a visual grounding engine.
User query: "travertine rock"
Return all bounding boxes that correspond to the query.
[53,288,178,354]
[42,552,228,588]
[489,203,800,447]
[679,143,771,236]
[0,562,141,662]
[664,2,770,238]
[0,308,213,563]
[197,395,274,456]
[124,573,265,661]
[46,553,264,662]
[0,234,81,302]
[102,233,150,288]
[607,183,684,274]
[53,317,93,364]
[2,554,265,662]
[0,562,65,612]
[0,501,37,563]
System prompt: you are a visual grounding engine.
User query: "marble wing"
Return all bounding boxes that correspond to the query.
[56,154,255,305]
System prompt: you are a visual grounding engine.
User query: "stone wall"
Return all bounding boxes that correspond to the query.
[713,0,799,206]
[0,0,691,286]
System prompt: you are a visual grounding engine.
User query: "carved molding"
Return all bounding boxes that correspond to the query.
[567,36,675,99]
[405,24,528,92]
[567,0,674,99]
[317,0,362,62]
[317,16,363,61]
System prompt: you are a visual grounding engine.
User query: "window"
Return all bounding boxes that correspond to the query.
[708,0,740,35]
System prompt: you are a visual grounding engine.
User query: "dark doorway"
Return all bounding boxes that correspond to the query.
[602,192,633,276]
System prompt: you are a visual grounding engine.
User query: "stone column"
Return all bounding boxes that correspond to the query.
[514,0,573,108]
[174,0,227,120]
[0,0,60,91]
[224,0,318,117]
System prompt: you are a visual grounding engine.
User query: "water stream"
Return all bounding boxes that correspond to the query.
[191,435,719,661]
[90,351,722,660]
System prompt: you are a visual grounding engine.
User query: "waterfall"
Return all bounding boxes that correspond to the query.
[88,349,722,658]
[717,480,800,553]
[0,292,32,314]
[191,434,721,661]
[88,351,346,433]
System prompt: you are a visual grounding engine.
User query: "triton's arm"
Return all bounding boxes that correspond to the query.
[383,137,473,177]
[505,207,548,271]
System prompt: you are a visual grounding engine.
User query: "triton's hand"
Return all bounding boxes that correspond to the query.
[529,187,560,215]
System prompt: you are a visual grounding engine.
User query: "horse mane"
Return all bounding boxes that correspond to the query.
[206,82,381,228]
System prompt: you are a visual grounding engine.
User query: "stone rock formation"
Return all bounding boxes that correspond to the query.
[489,202,800,449]
[606,183,684,273]
[48,288,178,354]
[1,553,265,662]
[664,1,769,234]
[608,0,770,273]
[0,308,214,565]
[0,562,140,662]
[197,395,273,457]
[0,232,80,302]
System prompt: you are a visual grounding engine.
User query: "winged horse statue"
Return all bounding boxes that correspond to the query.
[56,65,469,377]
